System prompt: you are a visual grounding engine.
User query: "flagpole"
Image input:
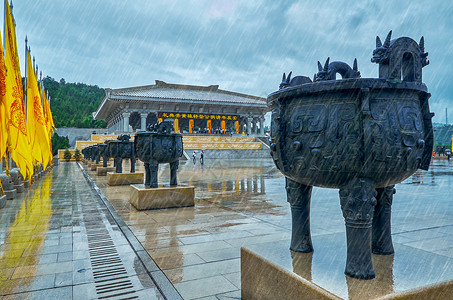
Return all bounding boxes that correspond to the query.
[1,1,4,173]
[0,0,5,173]
[24,36,27,115]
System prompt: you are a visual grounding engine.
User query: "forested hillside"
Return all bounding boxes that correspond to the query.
[43,76,107,128]
[434,124,453,146]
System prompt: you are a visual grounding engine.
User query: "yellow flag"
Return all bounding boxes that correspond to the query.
[41,88,54,165]
[4,1,33,180]
[0,31,7,161]
[27,52,50,169]
[42,86,55,135]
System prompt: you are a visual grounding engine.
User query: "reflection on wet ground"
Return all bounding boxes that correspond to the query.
[0,163,163,299]
[86,158,453,299]
[1,158,451,299]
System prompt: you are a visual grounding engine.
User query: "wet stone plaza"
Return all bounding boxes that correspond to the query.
[0,158,452,299]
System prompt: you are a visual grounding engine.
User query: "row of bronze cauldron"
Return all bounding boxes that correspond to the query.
[82,135,136,173]
[83,121,183,188]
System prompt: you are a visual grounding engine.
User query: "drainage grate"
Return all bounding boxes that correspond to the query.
[81,201,138,300]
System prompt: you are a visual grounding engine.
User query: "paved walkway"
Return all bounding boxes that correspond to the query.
[1,159,452,299]
[0,163,165,299]
[84,159,453,299]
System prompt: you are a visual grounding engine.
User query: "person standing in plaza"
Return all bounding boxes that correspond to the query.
[193,151,196,164]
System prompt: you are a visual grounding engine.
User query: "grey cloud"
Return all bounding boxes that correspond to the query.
[6,0,453,123]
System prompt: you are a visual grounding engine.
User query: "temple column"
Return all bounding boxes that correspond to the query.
[123,112,130,132]
[114,118,119,132]
[174,118,179,133]
[247,117,252,136]
[140,113,147,131]
[235,120,239,134]
[189,119,194,133]
[207,119,212,133]
[260,117,265,136]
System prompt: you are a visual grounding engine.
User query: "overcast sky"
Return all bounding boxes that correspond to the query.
[5,0,453,124]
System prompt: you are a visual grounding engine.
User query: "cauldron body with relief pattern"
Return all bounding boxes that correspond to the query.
[267,32,434,280]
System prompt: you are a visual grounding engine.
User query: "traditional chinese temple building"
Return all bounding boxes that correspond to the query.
[93,80,268,135]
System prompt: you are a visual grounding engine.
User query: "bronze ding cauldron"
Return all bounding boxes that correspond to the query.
[97,143,108,168]
[135,120,183,188]
[268,32,434,279]
[91,144,101,164]
[106,135,136,173]
[83,146,90,161]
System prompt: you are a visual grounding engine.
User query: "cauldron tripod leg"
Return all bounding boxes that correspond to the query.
[103,156,108,168]
[372,185,395,255]
[144,162,150,187]
[286,178,313,253]
[149,160,159,188]
[115,157,122,173]
[340,178,377,279]
[130,157,136,173]
[170,160,179,186]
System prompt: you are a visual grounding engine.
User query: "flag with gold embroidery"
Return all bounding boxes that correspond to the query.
[42,85,55,135]
[42,88,54,165]
[0,31,7,161]
[4,1,33,179]
[27,52,50,169]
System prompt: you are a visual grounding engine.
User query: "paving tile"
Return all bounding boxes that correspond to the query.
[57,251,73,262]
[0,274,55,295]
[215,290,241,299]
[148,240,232,258]
[178,230,254,245]
[403,237,453,252]
[174,275,237,300]
[11,261,73,279]
[55,271,73,287]
[154,252,205,269]
[196,247,240,263]
[223,272,241,289]
[164,258,240,283]
[22,244,72,256]
[224,232,291,247]
[433,248,453,258]
[2,286,71,300]
[0,268,14,280]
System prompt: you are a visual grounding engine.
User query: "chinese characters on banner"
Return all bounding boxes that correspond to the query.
[158,112,239,121]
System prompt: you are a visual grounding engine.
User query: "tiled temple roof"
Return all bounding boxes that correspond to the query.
[109,80,266,105]
[94,80,267,120]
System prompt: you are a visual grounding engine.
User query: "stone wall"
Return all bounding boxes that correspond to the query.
[183,148,271,159]
[54,128,109,148]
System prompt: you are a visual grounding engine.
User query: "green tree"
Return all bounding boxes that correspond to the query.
[73,149,82,161]
[44,76,107,129]
[52,133,70,156]
[63,149,72,161]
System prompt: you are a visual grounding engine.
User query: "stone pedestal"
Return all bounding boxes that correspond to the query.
[241,236,453,300]
[96,167,116,176]
[107,172,144,186]
[0,195,6,208]
[4,189,16,200]
[129,184,195,210]
[91,163,103,171]
[14,183,24,193]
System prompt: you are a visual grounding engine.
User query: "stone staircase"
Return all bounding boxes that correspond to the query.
[70,134,270,160]
[182,135,262,149]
